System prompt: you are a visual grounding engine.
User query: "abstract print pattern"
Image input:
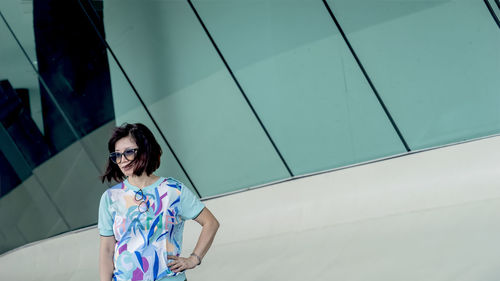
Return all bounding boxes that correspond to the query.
[99,177,202,281]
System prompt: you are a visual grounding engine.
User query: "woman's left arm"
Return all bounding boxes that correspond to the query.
[168,207,220,272]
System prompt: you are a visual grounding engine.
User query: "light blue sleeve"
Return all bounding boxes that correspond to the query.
[179,185,205,220]
[98,191,114,236]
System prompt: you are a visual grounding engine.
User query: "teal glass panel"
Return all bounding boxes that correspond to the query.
[107,57,194,195]
[0,177,68,253]
[0,1,116,254]
[0,6,66,251]
[327,0,500,149]
[0,1,42,131]
[0,5,108,253]
[191,0,407,175]
[0,0,38,66]
[31,123,114,228]
[103,0,291,196]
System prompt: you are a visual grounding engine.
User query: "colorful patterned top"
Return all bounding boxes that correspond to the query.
[98,177,204,281]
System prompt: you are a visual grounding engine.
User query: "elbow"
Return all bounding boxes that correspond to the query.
[209,216,220,234]
[214,218,220,231]
[211,217,220,233]
[199,208,220,232]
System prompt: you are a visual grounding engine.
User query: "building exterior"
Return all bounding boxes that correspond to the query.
[1,0,500,280]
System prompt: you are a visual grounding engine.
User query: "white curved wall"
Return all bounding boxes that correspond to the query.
[1,135,500,281]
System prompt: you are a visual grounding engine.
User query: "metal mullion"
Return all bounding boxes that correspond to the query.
[186,0,294,177]
[77,0,202,197]
[321,0,411,152]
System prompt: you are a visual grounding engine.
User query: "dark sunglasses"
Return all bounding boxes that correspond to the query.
[109,148,138,164]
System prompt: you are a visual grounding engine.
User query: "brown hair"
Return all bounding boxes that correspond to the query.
[101,123,162,183]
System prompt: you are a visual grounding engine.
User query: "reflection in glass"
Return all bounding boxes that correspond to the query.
[33,0,114,152]
[0,0,116,254]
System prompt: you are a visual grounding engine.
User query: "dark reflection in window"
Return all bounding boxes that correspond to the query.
[0,152,21,197]
[0,80,51,170]
[33,0,114,152]
[0,0,115,200]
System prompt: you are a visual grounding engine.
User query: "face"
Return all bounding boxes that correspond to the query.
[114,136,138,177]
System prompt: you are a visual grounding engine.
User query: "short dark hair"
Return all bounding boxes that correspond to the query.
[101,123,162,183]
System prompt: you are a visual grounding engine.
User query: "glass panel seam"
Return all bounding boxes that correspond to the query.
[187,0,294,177]
[203,132,500,201]
[321,0,411,152]
[0,9,107,178]
[483,0,500,29]
[76,0,202,197]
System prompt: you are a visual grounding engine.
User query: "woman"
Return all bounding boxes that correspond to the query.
[98,123,219,281]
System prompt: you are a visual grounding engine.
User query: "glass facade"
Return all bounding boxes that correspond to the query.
[328,0,500,149]
[0,0,499,254]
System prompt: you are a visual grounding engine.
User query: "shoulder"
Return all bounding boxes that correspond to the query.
[162,178,199,200]
[101,182,126,200]
[110,182,125,190]
[158,177,196,204]
[161,177,185,192]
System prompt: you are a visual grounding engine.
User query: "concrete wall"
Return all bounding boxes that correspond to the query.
[1,135,499,281]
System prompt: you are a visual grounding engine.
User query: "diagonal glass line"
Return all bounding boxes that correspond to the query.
[321,0,411,152]
[77,0,202,198]
[484,0,500,29]
[186,0,294,177]
[0,8,106,178]
[0,9,105,229]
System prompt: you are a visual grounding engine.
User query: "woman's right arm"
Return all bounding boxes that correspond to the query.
[99,236,116,281]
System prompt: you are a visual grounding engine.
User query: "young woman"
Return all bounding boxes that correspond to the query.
[98,123,219,281]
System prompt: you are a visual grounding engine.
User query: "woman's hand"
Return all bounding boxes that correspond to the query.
[167,255,199,273]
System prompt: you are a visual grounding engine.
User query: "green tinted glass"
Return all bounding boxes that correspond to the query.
[0,5,110,252]
[104,0,291,196]
[108,57,195,194]
[191,0,407,174]
[327,0,500,149]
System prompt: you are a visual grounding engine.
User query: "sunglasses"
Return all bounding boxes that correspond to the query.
[109,148,138,164]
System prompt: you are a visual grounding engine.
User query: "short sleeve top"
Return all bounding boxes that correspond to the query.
[98,177,204,281]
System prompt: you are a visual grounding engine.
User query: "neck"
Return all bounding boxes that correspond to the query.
[128,173,159,189]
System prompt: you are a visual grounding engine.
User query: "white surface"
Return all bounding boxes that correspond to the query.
[1,136,500,281]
